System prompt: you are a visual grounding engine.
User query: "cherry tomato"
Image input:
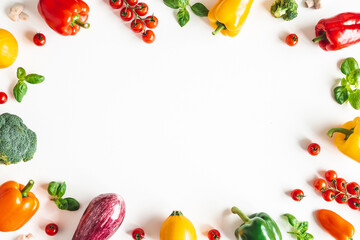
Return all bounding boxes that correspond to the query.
[335,193,349,204]
[325,170,337,183]
[285,34,298,46]
[322,189,336,202]
[0,92,8,104]
[142,30,155,44]
[120,7,134,21]
[307,143,320,156]
[335,178,347,191]
[127,0,138,6]
[346,182,359,195]
[45,223,58,236]
[313,178,327,192]
[131,19,145,33]
[135,3,148,16]
[208,229,221,240]
[33,33,46,46]
[132,228,145,240]
[348,198,360,210]
[110,0,123,9]
[145,15,158,29]
[291,189,305,201]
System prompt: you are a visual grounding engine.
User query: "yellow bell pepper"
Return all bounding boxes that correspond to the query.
[208,0,254,37]
[160,211,196,240]
[327,117,360,163]
[0,29,18,69]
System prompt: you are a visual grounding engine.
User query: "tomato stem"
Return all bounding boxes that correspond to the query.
[123,0,148,32]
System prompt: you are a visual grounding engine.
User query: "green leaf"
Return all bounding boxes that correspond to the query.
[177,8,190,27]
[297,221,309,234]
[57,182,66,198]
[25,74,45,84]
[13,81,28,103]
[177,0,189,8]
[341,78,348,86]
[17,67,26,80]
[283,213,299,228]
[64,197,80,211]
[163,0,180,9]
[341,57,359,75]
[348,69,360,85]
[302,233,314,240]
[334,86,349,104]
[190,3,209,17]
[349,89,360,109]
[48,182,60,196]
[54,198,68,210]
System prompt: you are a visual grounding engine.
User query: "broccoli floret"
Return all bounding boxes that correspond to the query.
[271,0,298,21]
[0,113,37,165]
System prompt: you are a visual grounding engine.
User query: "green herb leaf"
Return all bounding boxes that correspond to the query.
[297,221,309,234]
[13,81,28,103]
[334,86,349,104]
[341,78,348,86]
[283,213,299,228]
[17,67,26,80]
[55,198,68,210]
[177,8,190,27]
[349,89,360,109]
[302,233,314,240]
[348,69,360,85]
[190,3,209,17]
[177,0,189,8]
[163,0,180,9]
[64,197,80,211]
[25,74,45,84]
[48,182,60,196]
[341,57,359,75]
[57,182,66,198]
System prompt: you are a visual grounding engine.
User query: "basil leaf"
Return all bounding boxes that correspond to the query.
[297,221,308,234]
[55,198,68,210]
[341,57,359,75]
[163,0,180,9]
[56,182,66,198]
[25,74,45,84]
[178,0,189,8]
[348,69,360,85]
[349,89,360,110]
[341,78,348,86]
[190,3,209,17]
[334,86,349,104]
[13,81,28,103]
[177,8,190,27]
[17,67,26,80]
[302,233,314,240]
[48,181,60,196]
[64,197,80,211]
[283,213,299,228]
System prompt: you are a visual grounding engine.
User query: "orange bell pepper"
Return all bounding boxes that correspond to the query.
[317,209,355,240]
[0,180,39,232]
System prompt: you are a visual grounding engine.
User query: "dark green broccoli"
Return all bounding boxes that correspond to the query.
[0,113,37,165]
[271,0,298,21]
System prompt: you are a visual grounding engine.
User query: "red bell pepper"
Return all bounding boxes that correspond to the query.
[38,0,90,36]
[312,12,360,51]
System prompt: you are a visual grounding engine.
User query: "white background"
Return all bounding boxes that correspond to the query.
[1,0,360,239]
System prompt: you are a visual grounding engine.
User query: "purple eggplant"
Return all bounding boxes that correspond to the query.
[72,193,126,240]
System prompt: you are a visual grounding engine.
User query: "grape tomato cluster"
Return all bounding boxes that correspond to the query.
[313,170,360,210]
[109,0,158,43]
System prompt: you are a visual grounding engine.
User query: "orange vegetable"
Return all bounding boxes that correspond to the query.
[0,180,39,232]
[317,209,355,240]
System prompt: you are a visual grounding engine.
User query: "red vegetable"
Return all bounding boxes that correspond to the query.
[335,193,348,204]
[110,0,123,9]
[38,0,90,36]
[33,33,46,46]
[131,20,144,33]
[325,170,337,182]
[322,189,335,201]
[313,178,327,191]
[132,228,145,240]
[291,189,305,201]
[127,0,138,6]
[0,92,7,104]
[348,198,360,210]
[145,15,158,29]
[285,34,298,46]
[346,182,359,195]
[45,223,58,236]
[313,12,360,51]
[142,30,155,44]
[208,229,221,240]
[335,178,347,191]
[120,7,134,21]
[307,143,320,156]
[135,3,148,16]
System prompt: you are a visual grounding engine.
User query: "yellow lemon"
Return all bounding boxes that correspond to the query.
[0,29,18,69]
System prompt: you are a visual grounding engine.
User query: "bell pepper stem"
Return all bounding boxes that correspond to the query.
[327,127,354,140]
[75,19,90,29]
[312,33,327,43]
[21,180,35,198]
[212,22,226,35]
[231,206,251,223]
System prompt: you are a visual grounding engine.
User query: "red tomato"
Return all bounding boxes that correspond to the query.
[307,143,320,156]
[285,34,298,46]
[132,228,145,240]
[110,0,123,9]
[335,178,347,191]
[335,193,349,204]
[348,198,360,210]
[322,189,336,202]
[313,178,327,192]
[135,3,148,16]
[127,0,138,6]
[120,7,134,21]
[0,92,7,104]
[145,15,158,29]
[131,19,144,33]
[33,33,46,46]
[346,182,359,195]
[142,30,155,44]
[291,189,305,201]
[45,223,58,236]
[208,229,221,240]
[325,170,337,182]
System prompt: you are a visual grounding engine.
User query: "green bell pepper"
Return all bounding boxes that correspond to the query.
[231,206,282,240]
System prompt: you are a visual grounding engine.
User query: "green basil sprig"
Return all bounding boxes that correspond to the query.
[334,57,360,109]
[13,67,45,103]
[283,214,314,240]
[163,0,209,27]
[48,181,80,211]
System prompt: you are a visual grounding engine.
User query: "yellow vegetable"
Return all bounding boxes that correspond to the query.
[160,211,197,240]
[0,29,18,69]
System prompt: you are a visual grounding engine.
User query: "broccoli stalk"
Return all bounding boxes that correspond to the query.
[271,0,298,21]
